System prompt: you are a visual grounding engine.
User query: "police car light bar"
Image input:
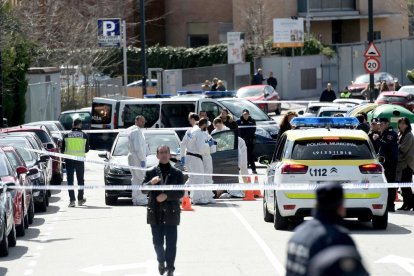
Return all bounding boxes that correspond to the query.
[177,90,203,95]
[177,90,236,98]
[290,117,359,128]
[144,94,172,98]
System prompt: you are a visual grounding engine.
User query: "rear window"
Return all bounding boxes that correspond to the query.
[59,112,91,130]
[378,95,408,103]
[123,104,160,128]
[91,103,112,124]
[291,140,373,160]
[319,111,347,117]
[31,130,52,143]
[161,103,195,127]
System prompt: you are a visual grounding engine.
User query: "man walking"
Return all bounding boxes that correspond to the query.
[251,68,265,85]
[267,72,278,90]
[237,109,257,174]
[319,83,337,102]
[143,145,185,276]
[286,183,364,276]
[128,115,148,206]
[61,118,89,207]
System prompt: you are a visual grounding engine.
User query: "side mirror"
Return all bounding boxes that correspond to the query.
[98,152,109,160]
[258,155,271,165]
[39,155,51,163]
[28,168,39,176]
[298,110,304,115]
[16,166,28,175]
[45,143,55,150]
[378,156,385,164]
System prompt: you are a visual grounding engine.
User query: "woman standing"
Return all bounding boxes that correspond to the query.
[396,117,414,211]
[278,111,297,137]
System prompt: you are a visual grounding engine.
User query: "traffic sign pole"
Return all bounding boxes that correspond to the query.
[122,20,128,97]
[368,0,374,102]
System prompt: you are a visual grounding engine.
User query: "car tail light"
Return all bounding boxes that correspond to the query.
[323,137,340,141]
[359,164,382,174]
[372,204,383,209]
[283,205,296,210]
[281,164,308,174]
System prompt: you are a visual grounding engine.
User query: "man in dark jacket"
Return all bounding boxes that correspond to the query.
[237,109,257,173]
[143,145,185,276]
[267,72,278,89]
[251,68,265,85]
[368,118,381,153]
[319,83,337,102]
[286,183,361,276]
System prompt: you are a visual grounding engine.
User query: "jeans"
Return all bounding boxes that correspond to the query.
[246,141,256,172]
[66,159,85,202]
[151,224,177,271]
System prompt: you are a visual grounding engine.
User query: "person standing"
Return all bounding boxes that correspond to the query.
[201,80,211,91]
[251,68,265,85]
[143,145,185,276]
[355,113,370,134]
[319,83,337,102]
[373,117,398,212]
[216,80,226,91]
[237,109,257,174]
[127,115,148,206]
[201,124,217,203]
[199,110,214,133]
[286,183,363,276]
[267,72,278,90]
[340,86,351,98]
[396,117,414,211]
[180,113,199,165]
[278,111,297,137]
[368,118,381,153]
[217,109,238,130]
[211,78,219,91]
[61,118,89,207]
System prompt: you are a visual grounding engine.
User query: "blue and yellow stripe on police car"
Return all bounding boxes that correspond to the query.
[284,192,381,199]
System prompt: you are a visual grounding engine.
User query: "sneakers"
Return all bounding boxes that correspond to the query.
[78,198,87,206]
[68,201,76,207]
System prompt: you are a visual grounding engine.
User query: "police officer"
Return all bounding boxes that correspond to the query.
[237,109,257,174]
[374,117,398,212]
[61,118,89,207]
[340,87,351,98]
[286,182,360,276]
[368,118,381,154]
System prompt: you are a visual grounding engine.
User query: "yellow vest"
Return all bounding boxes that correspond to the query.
[64,136,86,157]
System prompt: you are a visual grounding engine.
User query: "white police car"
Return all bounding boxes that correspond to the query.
[260,117,388,230]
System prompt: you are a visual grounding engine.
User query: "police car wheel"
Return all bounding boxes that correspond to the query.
[263,195,274,223]
[274,199,289,230]
[372,211,388,230]
[105,194,117,206]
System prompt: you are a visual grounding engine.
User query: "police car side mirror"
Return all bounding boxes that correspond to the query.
[98,152,109,160]
[298,110,304,116]
[377,156,385,164]
[258,155,271,165]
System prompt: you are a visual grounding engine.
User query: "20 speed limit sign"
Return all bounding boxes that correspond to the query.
[364,57,380,74]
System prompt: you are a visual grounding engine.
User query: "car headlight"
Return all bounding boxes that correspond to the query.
[255,127,273,139]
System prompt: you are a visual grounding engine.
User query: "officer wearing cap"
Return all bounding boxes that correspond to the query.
[286,183,359,276]
[374,117,398,212]
[368,118,381,153]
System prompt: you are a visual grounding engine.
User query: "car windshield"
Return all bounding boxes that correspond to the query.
[377,95,407,103]
[399,87,414,94]
[291,139,373,160]
[0,140,35,162]
[112,133,179,156]
[318,111,347,117]
[0,153,10,176]
[237,87,263,97]
[354,73,389,84]
[219,99,271,121]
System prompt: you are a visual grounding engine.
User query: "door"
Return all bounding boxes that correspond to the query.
[211,130,238,184]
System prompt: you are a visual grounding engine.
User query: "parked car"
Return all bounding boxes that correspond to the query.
[375,91,414,112]
[25,121,65,146]
[333,98,369,106]
[348,72,396,99]
[399,85,414,95]
[0,136,50,212]
[58,107,91,130]
[316,105,352,117]
[236,85,281,114]
[2,126,62,185]
[99,129,239,205]
[0,183,16,257]
[298,102,344,117]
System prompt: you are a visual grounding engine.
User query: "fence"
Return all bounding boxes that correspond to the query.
[25,82,61,123]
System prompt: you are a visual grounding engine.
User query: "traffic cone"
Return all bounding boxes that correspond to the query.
[253,176,263,198]
[243,176,256,201]
[181,192,194,211]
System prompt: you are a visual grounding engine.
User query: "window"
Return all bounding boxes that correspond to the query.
[272,135,287,161]
[219,99,271,122]
[218,22,233,43]
[123,104,160,128]
[291,140,373,160]
[145,133,180,155]
[201,102,223,122]
[161,103,195,128]
[0,153,11,177]
[59,112,91,130]
[188,35,209,48]
[112,136,128,156]
[212,130,236,152]
[187,23,209,48]
[301,68,317,90]
[91,103,112,125]
[5,152,19,168]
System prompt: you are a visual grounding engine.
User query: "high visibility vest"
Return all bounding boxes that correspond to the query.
[340,91,351,98]
[64,133,86,157]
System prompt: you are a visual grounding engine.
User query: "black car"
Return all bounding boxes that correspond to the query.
[99,129,239,205]
[0,183,16,257]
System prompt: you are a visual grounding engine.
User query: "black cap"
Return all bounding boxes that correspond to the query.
[371,118,379,124]
[317,182,344,210]
[378,117,389,123]
[242,109,250,114]
[308,246,369,276]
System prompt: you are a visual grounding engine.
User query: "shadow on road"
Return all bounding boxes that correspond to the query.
[77,205,112,210]
[345,220,412,235]
[2,246,28,261]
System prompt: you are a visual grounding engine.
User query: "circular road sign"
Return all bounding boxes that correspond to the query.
[364,57,380,74]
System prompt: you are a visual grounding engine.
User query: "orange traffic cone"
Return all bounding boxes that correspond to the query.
[243,176,256,201]
[181,192,194,211]
[253,176,263,198]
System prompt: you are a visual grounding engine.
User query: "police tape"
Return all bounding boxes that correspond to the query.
[7,182,414,191]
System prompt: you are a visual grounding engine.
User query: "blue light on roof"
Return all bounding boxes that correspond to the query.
[176,90,236,98]
[177,90,203,95]
[290,117,359,128]
[143,94,172,98]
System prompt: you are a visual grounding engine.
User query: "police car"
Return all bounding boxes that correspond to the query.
[260,117,388,230]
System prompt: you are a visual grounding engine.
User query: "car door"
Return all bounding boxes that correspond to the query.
[211,130,238,184]
[266,135,287,212]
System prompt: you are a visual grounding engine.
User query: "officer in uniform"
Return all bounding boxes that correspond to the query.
[61,118,89,207]
[286,183,360,276]
[375,117,399,212]
[368,118,381,153]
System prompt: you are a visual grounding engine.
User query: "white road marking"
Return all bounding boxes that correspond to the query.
[23,269,33,275]
[36,245,44,251]
[28,261,37,267]
[227,203,286,276]
[376,255,414,275]
[81,260,160,275]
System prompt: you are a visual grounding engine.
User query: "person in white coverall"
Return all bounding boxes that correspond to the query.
[128,115,148,206]
[180,113,200,164]
[201,123,217,204]
[186,118,214,204]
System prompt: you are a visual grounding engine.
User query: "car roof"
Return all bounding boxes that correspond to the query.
[285,128,368,141]
[318,105,351,112]
[308,102,342,108]
[118,129,178,137]
[238,85,268,89]
[60,107,91,114]
[379,91,410,97]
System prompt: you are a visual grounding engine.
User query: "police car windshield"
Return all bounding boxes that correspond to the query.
[291,139,373,160]
[219,99,271,121]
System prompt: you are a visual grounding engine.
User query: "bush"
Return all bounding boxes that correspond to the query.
[407,69,414,84]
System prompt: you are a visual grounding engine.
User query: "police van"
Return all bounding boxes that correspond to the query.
[90,92,279,153]
[259,117,388,230]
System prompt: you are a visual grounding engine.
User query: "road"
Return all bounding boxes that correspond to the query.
[2,106,414,276]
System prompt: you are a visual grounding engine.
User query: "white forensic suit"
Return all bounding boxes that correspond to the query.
[127,125,148,205]
[185,126,212,204]
[201,130,216,203]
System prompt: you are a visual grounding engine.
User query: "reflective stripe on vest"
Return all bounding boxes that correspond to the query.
[64,137,86,157]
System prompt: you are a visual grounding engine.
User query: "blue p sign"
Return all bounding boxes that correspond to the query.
[103,21,116,36]
[98,19,121,48]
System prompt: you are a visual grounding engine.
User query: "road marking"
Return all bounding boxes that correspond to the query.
[227,203,286,276]
[23,269,33,275]
[28,261,37,267]
[376,255,414,275]
[81,260,160,275]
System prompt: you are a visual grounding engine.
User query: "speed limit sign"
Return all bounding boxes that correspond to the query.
[364,57,380,74]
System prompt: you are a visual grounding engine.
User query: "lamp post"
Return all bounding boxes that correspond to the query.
[139,0,147,96]
[368,0,374,102]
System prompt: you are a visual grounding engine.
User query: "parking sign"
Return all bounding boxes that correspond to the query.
[97,19,121,48]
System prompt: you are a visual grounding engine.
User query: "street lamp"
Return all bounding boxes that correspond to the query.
[139,0,147,96]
